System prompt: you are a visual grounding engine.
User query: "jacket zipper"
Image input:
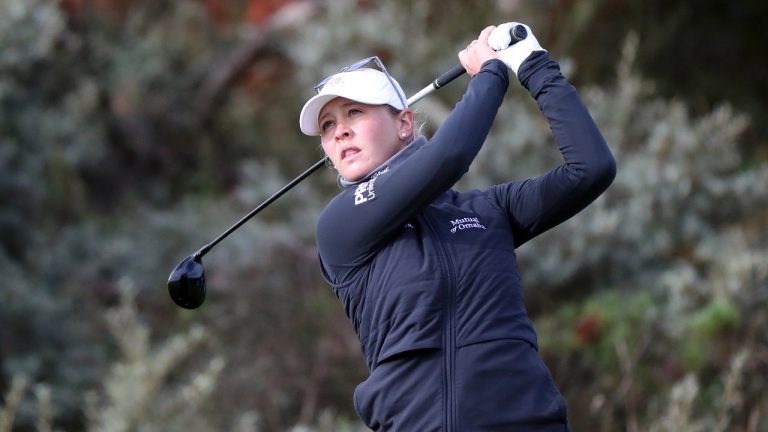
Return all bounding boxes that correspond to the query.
[423,211,457,432]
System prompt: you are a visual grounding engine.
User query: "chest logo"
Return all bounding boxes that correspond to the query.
[449,216,486,234]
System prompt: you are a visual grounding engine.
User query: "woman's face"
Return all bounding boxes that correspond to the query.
[319,97,411,182]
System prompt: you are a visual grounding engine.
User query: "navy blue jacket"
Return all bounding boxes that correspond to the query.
[316,54,616,431]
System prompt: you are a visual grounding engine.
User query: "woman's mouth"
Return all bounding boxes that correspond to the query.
[341,148,360,160]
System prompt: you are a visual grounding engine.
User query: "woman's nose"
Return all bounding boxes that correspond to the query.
[334,120,351,139]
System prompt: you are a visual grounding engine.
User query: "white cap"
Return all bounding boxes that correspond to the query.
[299,68,408,136]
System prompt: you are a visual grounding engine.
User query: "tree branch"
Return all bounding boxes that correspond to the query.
[195,0,318,125]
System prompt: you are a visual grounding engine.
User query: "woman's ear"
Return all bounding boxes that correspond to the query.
[399,109,414,139]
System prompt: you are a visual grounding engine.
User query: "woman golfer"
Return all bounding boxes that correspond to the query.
[299,23,616,431]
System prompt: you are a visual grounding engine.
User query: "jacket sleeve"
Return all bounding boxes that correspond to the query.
[317,60,510,270]
[492,51,617,247]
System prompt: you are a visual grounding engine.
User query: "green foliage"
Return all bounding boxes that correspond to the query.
[0,0,766,431]
[0,376,27,432]
[526,35,767,431]
[682,299,741,371]
[0,376,54,432]
[87,281,227,432]
[0,0,66,69]
[0,251,106,429]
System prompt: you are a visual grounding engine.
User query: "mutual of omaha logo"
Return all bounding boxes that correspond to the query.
[449,216,486,234]
[354,167,389,206]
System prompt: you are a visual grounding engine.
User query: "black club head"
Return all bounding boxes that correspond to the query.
[168,255,206,309]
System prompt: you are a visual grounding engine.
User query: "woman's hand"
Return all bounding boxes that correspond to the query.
[458,26,500,76]
[488,22,546,76]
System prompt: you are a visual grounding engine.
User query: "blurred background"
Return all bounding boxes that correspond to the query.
[1,0,766,431]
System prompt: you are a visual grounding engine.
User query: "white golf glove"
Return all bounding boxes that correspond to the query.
[488,22,546,76]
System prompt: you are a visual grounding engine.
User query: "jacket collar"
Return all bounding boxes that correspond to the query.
[338,137,425,188]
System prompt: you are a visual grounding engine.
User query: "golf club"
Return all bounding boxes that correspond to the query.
[168,24,528,309]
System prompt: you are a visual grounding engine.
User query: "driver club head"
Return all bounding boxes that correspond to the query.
[168,255,206,309]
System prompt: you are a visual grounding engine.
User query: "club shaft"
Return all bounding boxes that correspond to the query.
[194,156,328,259]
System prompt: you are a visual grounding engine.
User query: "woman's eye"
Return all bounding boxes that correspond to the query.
[320,120,334,133]
[349,108,362,117]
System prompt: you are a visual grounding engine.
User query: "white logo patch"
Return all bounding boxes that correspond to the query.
[449,216,486,234]
[354,181,375,205]
[353,167,389,206]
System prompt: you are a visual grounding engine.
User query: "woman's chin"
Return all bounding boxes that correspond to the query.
[340,165,369,183]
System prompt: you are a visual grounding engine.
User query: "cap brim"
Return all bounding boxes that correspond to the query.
[299,94,339,136]
[299,91,404,136]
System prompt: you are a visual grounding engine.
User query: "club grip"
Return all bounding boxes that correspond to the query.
[432,24,528,89]
[508,24,528,44]
[433,65,466,88]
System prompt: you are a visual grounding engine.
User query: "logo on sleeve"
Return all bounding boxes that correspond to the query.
[354,181,375,205]
[353,167,389,206]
